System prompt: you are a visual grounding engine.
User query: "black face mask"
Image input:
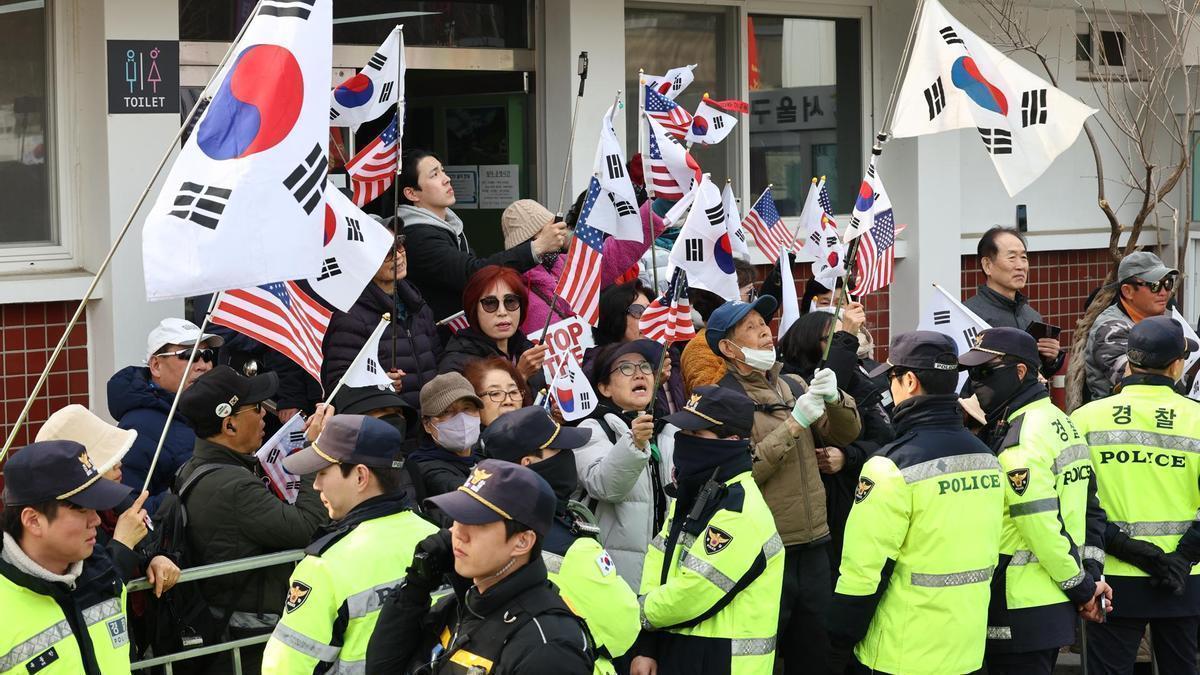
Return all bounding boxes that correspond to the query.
[378,413,408,440]
[970,365,1023,418]
[528,449,578,501]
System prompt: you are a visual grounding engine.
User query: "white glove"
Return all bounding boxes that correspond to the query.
[791,392,827,428]
[808,368,839,403]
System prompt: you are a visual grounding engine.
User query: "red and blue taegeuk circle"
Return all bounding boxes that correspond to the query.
[197,44,304,160]
[713,234,735,274]
[333,73,375,109]
[556,387,576,413]
[854,180,875,213]
[690,117,709,137]
[950,56,1008,116]
[323,204,337,245]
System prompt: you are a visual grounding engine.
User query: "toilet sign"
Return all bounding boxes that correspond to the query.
[529,316,596,384]
[107,40,179,114]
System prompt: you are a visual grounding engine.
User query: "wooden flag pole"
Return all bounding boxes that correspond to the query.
[555,51,590,218]
[0,0,265,463]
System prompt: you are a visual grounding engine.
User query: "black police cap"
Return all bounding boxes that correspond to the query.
[958,327,1040,369]
[481,406,591,464]
[664,385,755,438]
[1128,315,1198,369]
[868,331,959,379]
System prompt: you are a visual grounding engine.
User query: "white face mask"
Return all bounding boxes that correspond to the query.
[809,300,837,315]
[434,412,481,449]
[737,344,777,371]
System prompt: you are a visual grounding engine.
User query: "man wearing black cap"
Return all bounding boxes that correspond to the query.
[366,459,594,673]
[828,331,1005,675]
[175,366,327,671]
[961,328,1111,674]
[481,405,640,673]
[1073,315,1200,672]
[0,440,136,674]
[261,414,436,674]
[632,386,784,674]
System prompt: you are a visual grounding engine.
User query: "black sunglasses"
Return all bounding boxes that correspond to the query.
[627,303,647,319]
[154,348,215,363]
[480,294,521,314]
[1129,276,1175,293]
[383,235,407,261]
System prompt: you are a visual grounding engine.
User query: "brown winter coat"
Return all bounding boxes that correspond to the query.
[680,328,726,397]
[725,363,861,546]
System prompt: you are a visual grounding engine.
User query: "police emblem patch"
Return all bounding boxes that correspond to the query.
[285,581,312,613]
[1006,468,1030,496]
[107,616,129,648]
[704,526,733,555]
[854,477,875,503]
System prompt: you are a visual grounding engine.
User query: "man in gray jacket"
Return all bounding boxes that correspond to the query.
[964,227,1062,378]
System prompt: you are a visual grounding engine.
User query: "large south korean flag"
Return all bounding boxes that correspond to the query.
[889,0,1096,196]
[143,0,332,301]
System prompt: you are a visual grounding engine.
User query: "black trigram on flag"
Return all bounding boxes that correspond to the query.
[284,144,327,215]
[672,75,683,92]
[367,51,388,71]
[939,26,964,46]
[366,358,378,374]
[734,228,746,243]
[685,238,704,262]
[704,204,724,227]
[924,77,947,121]
[605,155,625,180]
[346,218,364,242]
[963,326,980,344]
[317,257,342,280]
[608,193,637,217]
[978,128,1013,155]
[825,236,839,248]
[329,108,341,121]
[170,182,231,230]
[578,391,592,409]
[809,231,822,247]
[258,0,315,20]
[713,116,725,129]
[287,430,306,445]
[378,81,394,103]
[933,310,951,325]
[1021,89,1047,127]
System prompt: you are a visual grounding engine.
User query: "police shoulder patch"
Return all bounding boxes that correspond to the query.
[1006,468,1030,496]
[285,581,312,613]
[595,550,615,577]
[704,526,733,555]
[854,477,875,504]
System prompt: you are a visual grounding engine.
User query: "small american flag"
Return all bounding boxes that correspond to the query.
[639,267,696,344]
[645,85,692,139]
[850,207,896,297]
[742,187,791,263]
[646,117,700,200]
[437,311,471,333]
[556,177,606,326]
[346,114,398,207]
[211,281,332,380]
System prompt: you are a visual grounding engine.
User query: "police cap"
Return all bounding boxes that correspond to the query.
[958,327,1040,369]
[481,406,591,463]
[868,330,959,378]
[425,459,556,537]
[1127,315,1198,369]
[664,385,755,438]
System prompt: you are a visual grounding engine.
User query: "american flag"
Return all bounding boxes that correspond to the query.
[555,177,605,326]
[639,267,696,344]
[437,310,471,333]
[346,114,398,207]
[741,187,791,263]
[850,207,896,297]
[645,85,692,139]
[646,116,701,200]
[211,281,332,381]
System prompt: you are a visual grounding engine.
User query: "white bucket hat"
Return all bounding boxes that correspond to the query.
[35,404,137,476]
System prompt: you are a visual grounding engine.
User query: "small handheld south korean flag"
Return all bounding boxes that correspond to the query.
[644,64,697,100]
[549,353,597,422]
[340,316,393,389]
[919,283,992,389]
[330,25,404,128]
[254,413,307,503]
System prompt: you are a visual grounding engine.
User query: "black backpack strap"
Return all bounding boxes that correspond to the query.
[777,373,806,402]
[178,464,235,501]
[719,371,802,415]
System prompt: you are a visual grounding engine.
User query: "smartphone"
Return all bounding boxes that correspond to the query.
[1026,321,1061,341]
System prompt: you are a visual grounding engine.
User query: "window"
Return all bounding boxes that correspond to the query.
[748,15,862,216]
[0,0,53,246]
[1076,13,1140,80]
[625,5,738,189]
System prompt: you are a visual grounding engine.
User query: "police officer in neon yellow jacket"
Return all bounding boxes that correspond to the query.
[828,332,1005,675]
[480,406,640,675]
[261,413,437,674]
[0,440,136,675]
[960,328,1111,674]
[635,386,784,675]
[1073,315,1200,673]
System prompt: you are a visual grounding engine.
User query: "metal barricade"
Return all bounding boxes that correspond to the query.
[128,549,305,675]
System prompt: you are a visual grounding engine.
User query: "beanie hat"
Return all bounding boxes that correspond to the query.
[501,200,554,250]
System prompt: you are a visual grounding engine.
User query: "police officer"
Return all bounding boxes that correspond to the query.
[1073,315,1200,672]
[260,414,436,673]
[960,328,1111,673]
[366,459,594,674]
[635,385,784,675]
[0,440,136,674]
[481,405,640,674]
[828,331,1005,674]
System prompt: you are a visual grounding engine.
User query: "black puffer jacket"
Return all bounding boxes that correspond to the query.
[322,280,440,411]
[438,326,530,373]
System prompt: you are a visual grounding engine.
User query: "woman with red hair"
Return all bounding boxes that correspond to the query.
[438,265,548,389]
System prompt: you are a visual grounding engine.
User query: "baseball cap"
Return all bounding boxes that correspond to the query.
[146,317,224,362]
[419,373,484,418]
[1117,251,1177,284]
[480,406,591,463]
[1127,315,1198,369]
[705,296,779,355]
[178,365,278,431]
[868,331,960,378]
[2,440,132,510]
[589,338,664,383]
[35,405,137,476]
[958,327,1041,369]
[664,385,755,438]
[425,459,557,537]
[283,414,405,475]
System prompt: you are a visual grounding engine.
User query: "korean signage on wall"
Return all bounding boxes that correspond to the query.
[107,40,180,114]
[748,85,837,132]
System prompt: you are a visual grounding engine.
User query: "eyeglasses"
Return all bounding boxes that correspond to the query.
[610,361,654,377]
[233,402,263,416]
[627,303,647,319]
[1129,276,1175,293]
[154,348,215,363]
[480,294,521,313]
[479,389,522,403]
[383,235,407,262]
[967,363,1013,382]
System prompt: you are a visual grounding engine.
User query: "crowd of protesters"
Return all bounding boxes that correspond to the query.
[4,147,1200,675]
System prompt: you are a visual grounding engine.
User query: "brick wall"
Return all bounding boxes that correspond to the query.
[1,302,90,449]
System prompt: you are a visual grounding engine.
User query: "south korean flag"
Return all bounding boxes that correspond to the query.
[330,25,404,128]
[889,0,1096,195]
[668,175,739,299]
[548,352,598,422]
[143,0,333,301]
[308,182,395,312]
[340,316,394,390]
[591,103,643,242]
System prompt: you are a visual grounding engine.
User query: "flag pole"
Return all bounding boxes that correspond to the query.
[324,314,391,407]
[643,271,682,415]
[0,0,265,463]
[878,0,928,148]
[141,291,222,492]
[639,74,661,295]
[391,26,405,373]
[555,51,590,218]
